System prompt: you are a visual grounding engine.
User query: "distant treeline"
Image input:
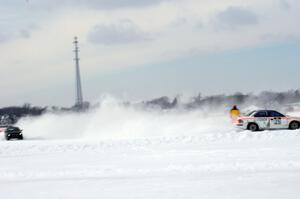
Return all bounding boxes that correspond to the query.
[143,89,300,111]
[1,89,300,125]
[0,104,46,125]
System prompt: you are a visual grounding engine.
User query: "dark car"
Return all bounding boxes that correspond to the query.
[5,126,23,140]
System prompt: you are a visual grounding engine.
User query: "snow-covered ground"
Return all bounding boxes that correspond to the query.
[1,102,300,199]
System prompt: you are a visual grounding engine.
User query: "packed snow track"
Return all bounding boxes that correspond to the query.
[0,105,300,199]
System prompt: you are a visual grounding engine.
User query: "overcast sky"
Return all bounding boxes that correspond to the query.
[0,0,299,107]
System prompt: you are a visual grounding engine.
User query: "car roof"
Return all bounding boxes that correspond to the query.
[255,110,279,112]
[247,110,282,115]
[7,126,19,129]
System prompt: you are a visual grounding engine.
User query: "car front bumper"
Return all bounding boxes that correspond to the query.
[235,123,247,130]
[6,133,22,139]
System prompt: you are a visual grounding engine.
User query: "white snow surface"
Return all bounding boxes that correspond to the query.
[1,100,300,199]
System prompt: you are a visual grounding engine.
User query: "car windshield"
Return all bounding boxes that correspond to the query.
[7,127,19,131]
[246,111,256,116]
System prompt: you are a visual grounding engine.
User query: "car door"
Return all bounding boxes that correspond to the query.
[254,111,269,129]
[268,111,288,129]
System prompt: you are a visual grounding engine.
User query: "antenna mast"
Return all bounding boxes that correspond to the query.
[73,36,83,108]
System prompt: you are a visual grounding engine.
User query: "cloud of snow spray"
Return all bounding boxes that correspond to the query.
[17,96,234,141]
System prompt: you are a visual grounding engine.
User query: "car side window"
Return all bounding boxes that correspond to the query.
[268,111,284,117]
[254,111,267,117]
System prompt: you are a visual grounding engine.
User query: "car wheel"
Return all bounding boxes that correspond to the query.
[248,123,259,131]
[19,135,23,140]
[289,121,300,130]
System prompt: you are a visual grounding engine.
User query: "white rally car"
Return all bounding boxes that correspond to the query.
[235,110,300,131]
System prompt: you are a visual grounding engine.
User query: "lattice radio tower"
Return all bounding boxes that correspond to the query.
[73,36,83,108]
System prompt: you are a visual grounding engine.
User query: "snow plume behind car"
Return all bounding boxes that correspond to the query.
[9,93,300,141]
[15,96,233,141]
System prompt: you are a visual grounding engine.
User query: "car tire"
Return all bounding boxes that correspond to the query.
[289,121,300,130]
[248,123,259,131]
[19,135,23,140]
[5,136,10,141]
